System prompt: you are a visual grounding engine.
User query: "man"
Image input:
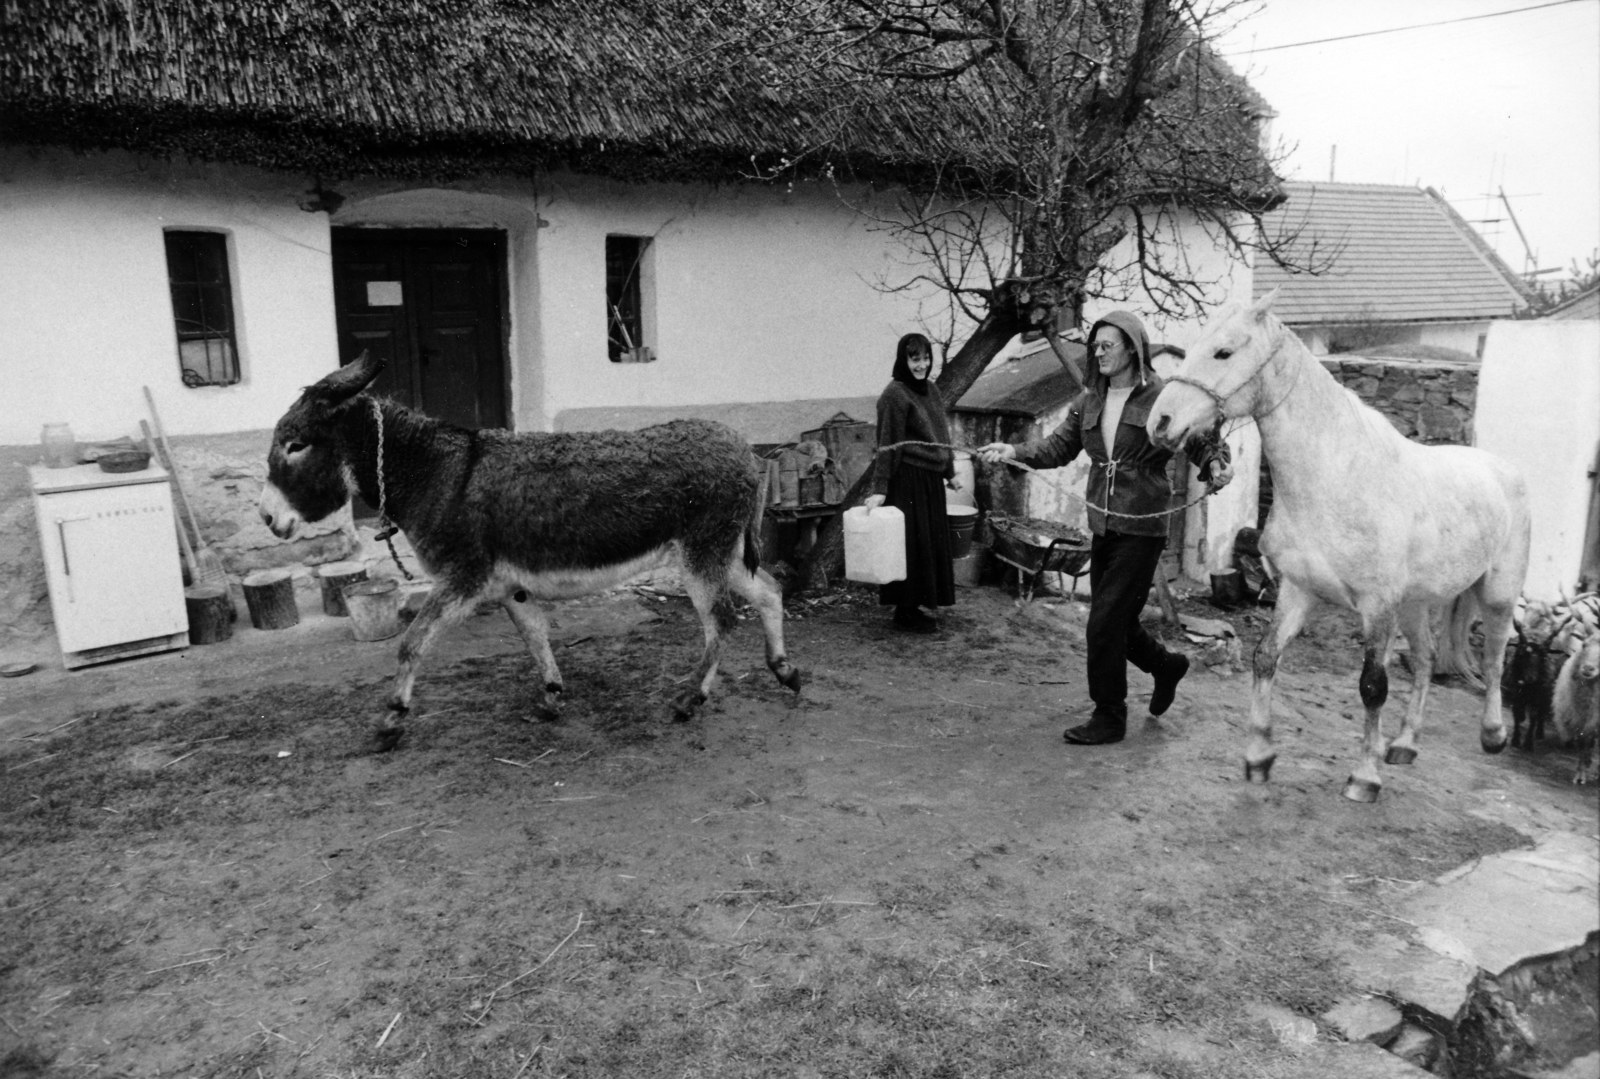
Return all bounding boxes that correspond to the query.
[979,311,1232,745]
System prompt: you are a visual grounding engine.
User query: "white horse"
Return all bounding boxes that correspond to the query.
[1146,292,1531,802]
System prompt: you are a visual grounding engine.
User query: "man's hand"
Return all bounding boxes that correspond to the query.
[977,442,1016,465]
[863,494,886,511]
[1204,460,1234,494]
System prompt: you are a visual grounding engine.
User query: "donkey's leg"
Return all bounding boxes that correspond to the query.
[1474,579,1517,755]
[381,585,479,748]
[502,589,564,714]
[1344,606,1399,803]
[728,560,802,694]
[1244,578,1314,782]
[1386,602,1436,765]
[673,570,731,720]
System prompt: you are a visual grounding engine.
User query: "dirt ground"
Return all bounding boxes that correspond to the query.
[1,580,1596,1079]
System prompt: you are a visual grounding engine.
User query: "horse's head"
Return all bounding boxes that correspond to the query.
[1147,290,1282,450]
[258,352,385,539]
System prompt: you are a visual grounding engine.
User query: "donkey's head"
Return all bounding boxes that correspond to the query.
[1148,290,1281,450]
[258,353,384,539]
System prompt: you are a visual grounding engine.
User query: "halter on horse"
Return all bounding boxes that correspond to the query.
[1147,292,1531,803]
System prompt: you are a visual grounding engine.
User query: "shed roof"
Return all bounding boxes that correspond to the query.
[954,342,1089,418]
[0,0,1278,196]
[1255,182,1536,326]
[1545,282,1600,321]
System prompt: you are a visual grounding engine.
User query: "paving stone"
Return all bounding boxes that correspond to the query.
[1400,832,1600,978]
[1389,1023,1443,1070]
[1323,994,1406,1045]
[1244,1001,1318,1048]
[1296,1041,1435,1078]
[1336,934,1480,1024]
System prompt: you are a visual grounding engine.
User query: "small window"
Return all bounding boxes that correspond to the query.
[164,231,241,386]
[606,235,655,363]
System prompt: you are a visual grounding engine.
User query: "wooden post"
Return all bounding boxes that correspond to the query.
[242,569,300,630]
[184,585,234,644]
[317,561,368,617]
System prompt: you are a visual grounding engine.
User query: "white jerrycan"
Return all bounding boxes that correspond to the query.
[843,505,907,584]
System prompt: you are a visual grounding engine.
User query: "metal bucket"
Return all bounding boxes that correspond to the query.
[345,578,403,641]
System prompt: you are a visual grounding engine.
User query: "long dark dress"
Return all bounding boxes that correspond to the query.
[879,464,955,609]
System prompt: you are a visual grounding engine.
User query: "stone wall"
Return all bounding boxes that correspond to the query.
[1319,356,1479,445]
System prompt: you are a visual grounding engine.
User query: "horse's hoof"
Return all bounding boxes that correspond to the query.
[372,725,406,753]
[1244,757,1275,783]
[1384,745,1417,765]
[544,681,564,697]
[778,666,803,695]
[671,690,708,722]
[1480,732,1509,755]
[1342,778,1381,803]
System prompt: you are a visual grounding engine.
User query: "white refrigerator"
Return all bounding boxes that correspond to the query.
[30,463,190,669]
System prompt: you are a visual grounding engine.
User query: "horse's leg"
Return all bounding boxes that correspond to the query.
[1473,578,1517,755]
[673,569,731,720]
[1344,606,1399,803]
[727,560,802,694]
[381,584,479,750]
[1385,602,1435,765]
[502,589,564,714]
[1244,578,1315,782]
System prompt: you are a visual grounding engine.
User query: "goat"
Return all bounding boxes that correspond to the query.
[258,354,801,749]
[1505,600,1564,750]
[1551,621,1600,785]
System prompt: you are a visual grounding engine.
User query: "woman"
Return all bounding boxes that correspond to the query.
[978,311,1231,743]
[863,333,960,633]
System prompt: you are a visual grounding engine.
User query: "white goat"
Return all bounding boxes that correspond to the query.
[1551,619,1600,785]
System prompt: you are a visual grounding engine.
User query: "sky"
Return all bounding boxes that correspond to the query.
[1214,0,1600,283]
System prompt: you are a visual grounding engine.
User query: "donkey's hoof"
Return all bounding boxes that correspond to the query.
[1384,745,1417,765]
[671,689,708,722]
[544,681,564,697]
[372,725,407,753]
[1244,757,1275,783]
[777,665,803,695]
[1480,731,1509,755]
[1342,778,1381,803]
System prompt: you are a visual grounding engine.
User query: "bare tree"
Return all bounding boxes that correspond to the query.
[680,0,1328,583]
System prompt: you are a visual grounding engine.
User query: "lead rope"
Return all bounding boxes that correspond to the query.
[875,440,1216,523]
[370,399,415,581]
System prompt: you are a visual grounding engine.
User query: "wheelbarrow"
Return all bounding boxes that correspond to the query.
[987,514,1091,602]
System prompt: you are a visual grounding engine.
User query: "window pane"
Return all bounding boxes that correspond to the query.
[606,235,645,362]
[164,231,241,386]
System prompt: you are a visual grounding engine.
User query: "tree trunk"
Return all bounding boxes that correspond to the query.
[184,585,235,644]
[243,569,300,630]
[800,297,1031,591]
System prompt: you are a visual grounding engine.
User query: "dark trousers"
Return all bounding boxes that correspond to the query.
[1086,530,1173,720]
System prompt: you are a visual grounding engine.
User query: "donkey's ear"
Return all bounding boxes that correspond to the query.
[1250,288,1281,321]
[308,351,385,407]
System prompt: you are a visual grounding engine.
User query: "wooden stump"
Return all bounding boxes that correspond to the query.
[317,560,368,617]
[242,569,300,630]
[184,585,234,644]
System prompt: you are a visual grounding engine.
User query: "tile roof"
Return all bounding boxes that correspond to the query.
[1255,182,1535,325]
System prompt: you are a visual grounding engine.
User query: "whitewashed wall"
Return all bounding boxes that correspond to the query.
[1476,319,1600,602]
[0,147,338,446]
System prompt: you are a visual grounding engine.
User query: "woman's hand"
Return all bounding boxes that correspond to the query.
[977,442,1016,465]
[945,477,962,492]
[863,494,886,511]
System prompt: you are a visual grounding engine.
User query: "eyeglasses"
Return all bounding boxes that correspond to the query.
[1092,340,1124,353]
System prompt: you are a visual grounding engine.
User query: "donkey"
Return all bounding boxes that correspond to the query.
[258,354,801,748]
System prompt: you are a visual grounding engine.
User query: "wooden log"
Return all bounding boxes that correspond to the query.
[184,585,234,644]
[242,569,300,630]
[317,560,368,617]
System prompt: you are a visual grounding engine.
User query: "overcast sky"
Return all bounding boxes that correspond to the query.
[1215,0,1600,282]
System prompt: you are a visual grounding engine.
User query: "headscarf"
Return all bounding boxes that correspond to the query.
[891,333,934,395]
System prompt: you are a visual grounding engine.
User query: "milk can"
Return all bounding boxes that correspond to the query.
[843,505,907,584]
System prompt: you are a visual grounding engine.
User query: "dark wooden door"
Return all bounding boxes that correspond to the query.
[331,228,509,430]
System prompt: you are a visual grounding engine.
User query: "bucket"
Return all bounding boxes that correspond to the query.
[345,578,403,641]
[947,450,976,508]
[1210,568,1244,609]
[946,504,979,560]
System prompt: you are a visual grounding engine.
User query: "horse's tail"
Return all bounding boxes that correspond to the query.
[1436,589,1486,690]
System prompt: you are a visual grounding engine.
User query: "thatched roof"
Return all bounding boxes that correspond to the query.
[1,0,1278,198]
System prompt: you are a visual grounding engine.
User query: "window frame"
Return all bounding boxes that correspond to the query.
[605,234,656,363]
[163,229,243,387]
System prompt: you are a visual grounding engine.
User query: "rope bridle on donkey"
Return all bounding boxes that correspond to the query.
[370,399,415,581]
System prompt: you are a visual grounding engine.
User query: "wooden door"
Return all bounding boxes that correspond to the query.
[331,229,509,430]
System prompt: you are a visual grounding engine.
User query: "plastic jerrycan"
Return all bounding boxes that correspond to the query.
[843,505,907,584]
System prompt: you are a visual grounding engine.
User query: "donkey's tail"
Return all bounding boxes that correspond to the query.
[743,451,768,576]
[1436,589,1486,690]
